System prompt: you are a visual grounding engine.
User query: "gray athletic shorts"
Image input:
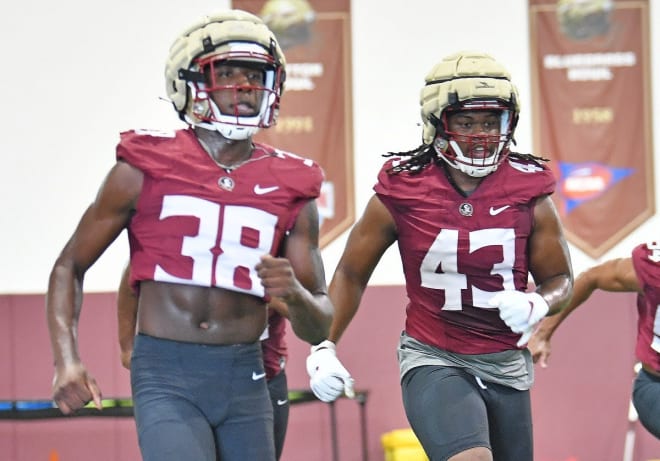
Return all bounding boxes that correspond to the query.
[401,365,533,461]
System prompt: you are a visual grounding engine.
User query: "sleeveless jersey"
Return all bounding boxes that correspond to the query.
[375,157,555,354]
[116,128,323,297]
[631,242,660,372]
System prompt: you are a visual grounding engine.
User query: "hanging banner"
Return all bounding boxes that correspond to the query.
[528,0,654,258]
[232,0,354,248]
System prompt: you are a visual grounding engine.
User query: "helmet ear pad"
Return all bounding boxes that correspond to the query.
[433,137,449,152]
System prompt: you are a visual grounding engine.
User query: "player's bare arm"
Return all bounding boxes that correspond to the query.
[527,195,573,315]
[47,160,142,413]
[328,194,398,343]
[530,256,639,366]
[117,263,137,369]
[256,199,332,344]
[267,297,290,318]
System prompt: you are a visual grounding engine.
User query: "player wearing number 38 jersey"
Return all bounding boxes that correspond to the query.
[306,51,573,461]
[46,10,333,461]
[119,129,322,295]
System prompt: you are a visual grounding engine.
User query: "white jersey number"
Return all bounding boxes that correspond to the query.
[153,195,277,296]
[420,228,516,310]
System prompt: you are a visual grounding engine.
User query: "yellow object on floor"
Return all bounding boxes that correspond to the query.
[381,428,429,461]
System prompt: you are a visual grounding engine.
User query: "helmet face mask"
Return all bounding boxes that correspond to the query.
[188,42,284,139]
[165,10,287,140]
[420,51,520,177]
[436,101,516,178]
[198,60,265,120]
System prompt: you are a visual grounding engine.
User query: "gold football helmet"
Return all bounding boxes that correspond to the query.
[420,51,520,177]
[165,9,287,140]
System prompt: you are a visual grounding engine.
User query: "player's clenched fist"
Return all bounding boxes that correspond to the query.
[52,362,102,415]
[306,340,355,402]
[256,254,303,300]
[488,290,549,347]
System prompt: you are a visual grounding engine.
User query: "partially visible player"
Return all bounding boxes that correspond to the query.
[529,241,660,438]
[261,301,291,460]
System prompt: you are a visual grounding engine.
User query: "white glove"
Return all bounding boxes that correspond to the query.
[306,340,355,403]
[488,290,549,347]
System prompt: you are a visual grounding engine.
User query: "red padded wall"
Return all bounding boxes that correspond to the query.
[1,288,658,461]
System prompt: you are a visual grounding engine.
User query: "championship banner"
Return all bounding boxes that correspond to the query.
[232,0,354,248]
[528,0,654,258]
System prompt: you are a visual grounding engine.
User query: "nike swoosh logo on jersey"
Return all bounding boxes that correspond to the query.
[252,371,267,381]
[277,399,288,406]
[489,205,510,216]
[254,185,279,195]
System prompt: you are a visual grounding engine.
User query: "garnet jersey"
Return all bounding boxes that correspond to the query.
[261,309,287,380]
[375,156,555,354]
[116,128,323,296]
[631,242,660,372]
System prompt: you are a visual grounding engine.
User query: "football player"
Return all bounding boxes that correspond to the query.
[46,9,332,461]
[306,51,573,461]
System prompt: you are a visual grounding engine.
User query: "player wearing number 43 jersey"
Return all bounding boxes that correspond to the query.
[306,51,573,461]
[46,9,333,461]
[376,149,556,355]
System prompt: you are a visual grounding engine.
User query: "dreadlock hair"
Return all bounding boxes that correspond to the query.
[509,151,550,163]
[383,144,550,175]
[383,143,436,175]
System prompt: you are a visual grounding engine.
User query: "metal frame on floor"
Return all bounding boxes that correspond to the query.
[0,389,369,461]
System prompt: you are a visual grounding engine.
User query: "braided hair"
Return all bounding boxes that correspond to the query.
[384,144,550,175]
